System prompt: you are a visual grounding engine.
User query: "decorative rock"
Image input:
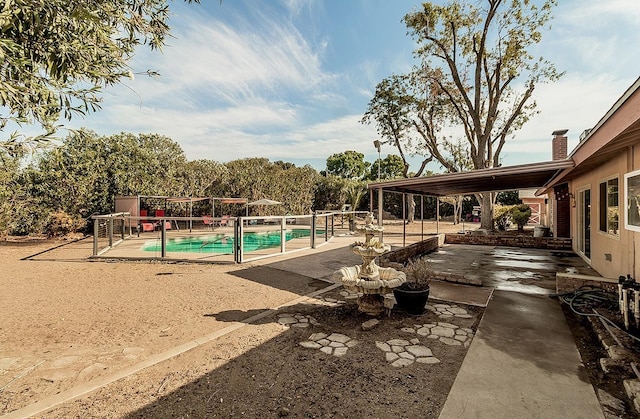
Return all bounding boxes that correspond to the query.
[399,351,415,360]
[362,319,380,331]
[416,357,441,364]
[377,338,440,367]
[402,322,475,346]
[431,326,456,338]
[416,327,431,336]
[427,303,476,320]
[376,341,391,352]
[309,333,327,341]
[299,341,322,349]
[277,313,319,327]
[386,352,399,362]
[387,339,410,346]
[300,332,357,357]
[440,337,462,346]
[327,333,350,344]
[320,347,333,355]
[334,347,348,357]
[406,345,433,358]
[392,358,414,367]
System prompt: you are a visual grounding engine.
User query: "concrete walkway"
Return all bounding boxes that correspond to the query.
[264,238,606,418]
[439,290,604,418]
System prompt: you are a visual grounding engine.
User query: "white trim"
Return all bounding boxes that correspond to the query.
[624,169,640,232]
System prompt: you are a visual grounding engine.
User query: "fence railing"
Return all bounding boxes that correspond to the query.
[91,211,369,263]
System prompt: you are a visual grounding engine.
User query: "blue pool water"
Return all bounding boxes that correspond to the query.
[142,229,319,253]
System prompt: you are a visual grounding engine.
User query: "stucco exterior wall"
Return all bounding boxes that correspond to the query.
[569,145,639,279]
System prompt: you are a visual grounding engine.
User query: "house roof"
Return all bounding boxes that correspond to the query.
[542,76,640,190]
[368,160,574,197]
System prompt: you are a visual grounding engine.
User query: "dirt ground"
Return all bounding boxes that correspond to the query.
[2,221,636,418]
[0,224,482,418]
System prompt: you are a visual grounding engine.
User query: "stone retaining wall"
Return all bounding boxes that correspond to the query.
[556,272,617,295]
[380,235,442,265]
[444,233,572,250]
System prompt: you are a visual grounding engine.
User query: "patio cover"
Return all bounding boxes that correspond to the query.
[368,160,574,197]
[248,199,282,206]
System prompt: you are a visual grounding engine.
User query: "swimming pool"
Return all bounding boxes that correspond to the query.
[142,229,319,254]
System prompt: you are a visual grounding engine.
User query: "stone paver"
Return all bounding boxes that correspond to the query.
[427,303,475,319]
[376,338,440,367]
[402,322,474,347]
[276,313,319,328]
[299,332,358,357]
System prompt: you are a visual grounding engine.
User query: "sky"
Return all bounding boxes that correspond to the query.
[27,0,640,172]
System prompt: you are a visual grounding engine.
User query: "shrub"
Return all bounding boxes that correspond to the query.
[402,257,433,290]
[44,211,87,238]
[493,205,511,231]
[509,204,532,231]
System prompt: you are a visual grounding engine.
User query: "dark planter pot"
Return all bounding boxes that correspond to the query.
[393,285,430,315]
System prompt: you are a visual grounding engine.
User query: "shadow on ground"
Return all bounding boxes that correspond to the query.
[120,298,482,419]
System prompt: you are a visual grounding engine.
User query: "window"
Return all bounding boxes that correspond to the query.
[599,178,619,235]
[625,169,640,232]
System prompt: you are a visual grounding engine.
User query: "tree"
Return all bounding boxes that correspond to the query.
[366,154,406,181]
[0,0,199,153]
[364,0,562,230]
[326,151,370,180]
[219,158,318,216]
[34,130,187,217]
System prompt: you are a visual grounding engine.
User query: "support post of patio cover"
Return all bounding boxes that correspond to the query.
[437,197,440,235]
[421,196,424,242]
[402,193,406,248]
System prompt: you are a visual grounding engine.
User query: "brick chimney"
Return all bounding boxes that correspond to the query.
[552,129,568,160]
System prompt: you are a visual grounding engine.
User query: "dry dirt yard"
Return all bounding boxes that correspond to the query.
[0,235,481,418]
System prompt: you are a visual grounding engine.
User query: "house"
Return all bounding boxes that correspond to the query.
[543,77,640,280]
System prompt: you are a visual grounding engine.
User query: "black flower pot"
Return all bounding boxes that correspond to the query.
[393,284,430,315]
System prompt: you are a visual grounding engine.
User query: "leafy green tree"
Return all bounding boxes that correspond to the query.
[313,175,348,211]
[364,0,562,230]
[326,151,370,180]
[366,154,406,181]
[35,130,187,218]
[219,158,318,216]
[0,0,199,153]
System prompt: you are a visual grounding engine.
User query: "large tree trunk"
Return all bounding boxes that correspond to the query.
[479,192,494,230]
[407,193,416,223]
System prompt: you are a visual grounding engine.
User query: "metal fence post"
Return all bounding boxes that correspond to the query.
[161,220,166,258]
[311,213,317,249]
[235,217,243,263]
[280,217,286,253]
[108,217,113,248]
[93,217,99,256]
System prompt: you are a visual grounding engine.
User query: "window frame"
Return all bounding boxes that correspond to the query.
[625,169,640,232]
[598,176,619,236]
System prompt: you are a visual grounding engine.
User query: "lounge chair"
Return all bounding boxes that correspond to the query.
[202,216,215,230]
[139,209,154,232]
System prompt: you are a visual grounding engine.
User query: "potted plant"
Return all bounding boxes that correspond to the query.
[393,258,433,315]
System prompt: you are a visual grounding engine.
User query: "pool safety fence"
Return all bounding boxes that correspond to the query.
[91,211,368,263]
